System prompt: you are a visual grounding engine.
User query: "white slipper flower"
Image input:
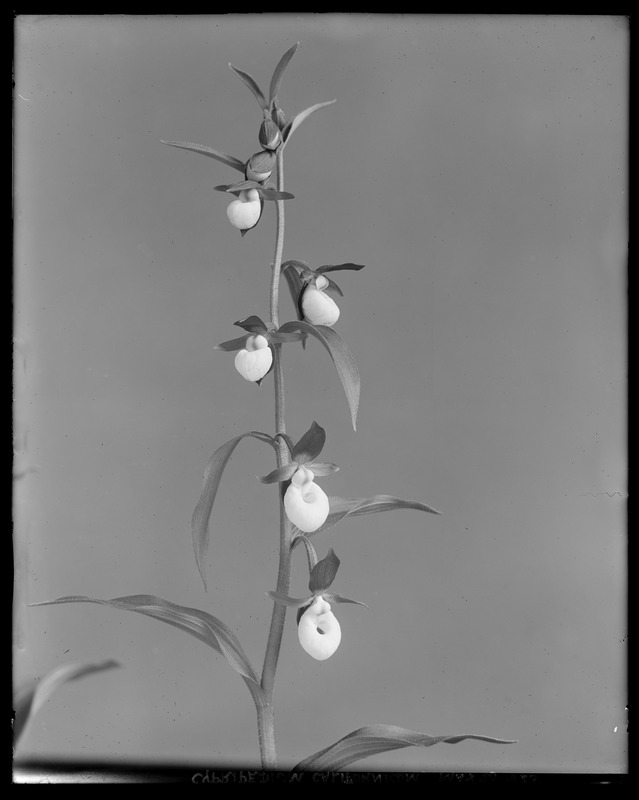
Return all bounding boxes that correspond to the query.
[301,275,340,327]
[234,334,273,382]
[267,547,367,662]
[297,596,341,661]
[226,188,262,231]
[284,466,330,533]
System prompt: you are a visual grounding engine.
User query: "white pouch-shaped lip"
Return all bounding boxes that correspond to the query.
[226,189,262,230]
[234,334,272,381]
[298,596,341,661]
[301,286,340,327]
[284,467,330,532]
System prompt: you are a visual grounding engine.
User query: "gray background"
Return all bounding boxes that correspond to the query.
[14,15,626,772]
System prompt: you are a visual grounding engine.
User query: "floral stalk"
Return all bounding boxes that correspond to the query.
[258,148,290,769]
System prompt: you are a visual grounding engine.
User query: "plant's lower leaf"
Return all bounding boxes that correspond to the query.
[193,432,276,590]
[295,494,441,539]
[229,64,268,111]
[282,100,337,143]
[14,660,120,746]
[31,596,262,699]
[161,140,245,173]
[279,321,360,430]
[294,724,517,771]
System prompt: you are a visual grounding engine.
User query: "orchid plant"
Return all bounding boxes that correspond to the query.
[27,44,515,771]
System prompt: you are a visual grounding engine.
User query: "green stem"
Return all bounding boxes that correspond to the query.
[258,148,292,770]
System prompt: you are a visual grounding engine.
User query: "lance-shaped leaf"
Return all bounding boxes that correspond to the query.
[192,432,276,590]
[257,463,299,485]
[293,725,517,772]
[293,494,441,540]
[234,316,268,334]
[282,100,337,144]
[161,140,245,173]
[308,547,340,593]
[269,43,299,106]
[31,596,262,702]
[279,320,360,430]
[292,421,326,464]
[14,659,120,746]
[228,63,268,110]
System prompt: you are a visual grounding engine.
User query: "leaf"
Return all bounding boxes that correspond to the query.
[269,43,299,106]
[308,547,340,593]
[161,140,245,173]
[31,596,262,701]
[293,724,517,771]
[229,63,268,110]
[234,315,268,334]
[215,334,250,352]
[257,463,299,484]
[295,494,441,539]
[292,421,326,464]
[279,321,360,430]
[14,660,120,746]
[282,100,337,144]
[192,432,276,590]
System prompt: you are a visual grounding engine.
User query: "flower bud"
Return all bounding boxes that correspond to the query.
[226,189,261,230]
[298,596,341,661]
[284,467,329,532]
[258,119,282,151]
[234,334,273,382]
[245,150,276,182]
[301,286,340,327]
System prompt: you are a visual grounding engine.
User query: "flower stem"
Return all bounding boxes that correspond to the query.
[258,148,292,770]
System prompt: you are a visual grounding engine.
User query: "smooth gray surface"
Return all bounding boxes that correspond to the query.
[14,15,626,772]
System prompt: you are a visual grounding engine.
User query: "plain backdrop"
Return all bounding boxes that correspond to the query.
[14,15,627,773]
